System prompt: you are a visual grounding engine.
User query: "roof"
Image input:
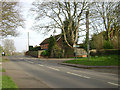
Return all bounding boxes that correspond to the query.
[40,34,61,45]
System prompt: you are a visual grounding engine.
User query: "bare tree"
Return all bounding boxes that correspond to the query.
[31,1,92,48]
[0,1,24,38]
[3,39,16,56]
[0,45,3,54]
[95,2,119,41]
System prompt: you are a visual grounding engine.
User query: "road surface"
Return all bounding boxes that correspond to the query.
[3,56,119,88]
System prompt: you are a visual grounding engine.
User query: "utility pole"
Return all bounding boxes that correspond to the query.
[28,32,29,51]
[86,9,90,61]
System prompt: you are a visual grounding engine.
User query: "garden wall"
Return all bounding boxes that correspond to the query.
[25,50,45,58]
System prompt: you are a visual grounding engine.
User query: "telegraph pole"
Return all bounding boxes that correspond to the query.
[28,32,29,51]
[86,9,90,61]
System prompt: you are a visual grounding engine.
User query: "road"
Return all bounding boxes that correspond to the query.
[3,56,119,88]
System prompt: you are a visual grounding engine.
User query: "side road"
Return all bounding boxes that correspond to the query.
[3,61,50,88]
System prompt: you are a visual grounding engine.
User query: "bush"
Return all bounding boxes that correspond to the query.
[47,35,56,56]
[103,40,113,49]
[41,50,48,56]
[51,44,62,58]
[90,49,120,56]
[29,46,33,51]
[32,46,41,51]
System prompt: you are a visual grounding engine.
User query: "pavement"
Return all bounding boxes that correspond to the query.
[3,61,50,88]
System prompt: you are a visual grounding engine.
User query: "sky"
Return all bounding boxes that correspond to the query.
[1,0,61,52]
[0,0,118,52]
[1,0,103,52]
[1,0,96,52]
[0,0,98,52]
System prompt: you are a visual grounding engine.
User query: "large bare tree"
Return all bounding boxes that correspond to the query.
[0,1,24,38]
[31,1,92,48]
[95,2,119,41]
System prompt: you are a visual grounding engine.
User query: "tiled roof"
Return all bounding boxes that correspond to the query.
[40,34,61,45]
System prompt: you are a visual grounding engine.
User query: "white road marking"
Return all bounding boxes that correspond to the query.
[28,61,34,64]
[19,58,24,59]
[0,62,2,65]
[102,73,117,76]
[67,72,90,79]
[47,67,60,71]
[38,64,44,67]
[108,82,120,86]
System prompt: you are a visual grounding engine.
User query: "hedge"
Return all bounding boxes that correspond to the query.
[90,49,120,56]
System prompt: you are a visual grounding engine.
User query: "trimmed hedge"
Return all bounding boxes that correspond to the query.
[29,46,41,51]
[90,49,120,56]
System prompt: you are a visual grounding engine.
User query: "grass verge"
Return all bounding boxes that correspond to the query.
[0,68,6,72]
[2,75,18,88]
[63,55,119,66]
[0,68,18,89]
[2,57,9,62]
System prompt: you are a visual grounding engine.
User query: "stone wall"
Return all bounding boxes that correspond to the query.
[25,50,45,58]
[76,48,87,57]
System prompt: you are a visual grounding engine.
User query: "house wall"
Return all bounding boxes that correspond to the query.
[57,38,63,48]
[40,38,62,50]
[40,44,48,50]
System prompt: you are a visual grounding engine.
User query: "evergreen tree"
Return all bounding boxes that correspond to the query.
[47,35,56,57]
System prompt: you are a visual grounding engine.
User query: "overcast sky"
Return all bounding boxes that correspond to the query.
[1,0,62,52]
[1,0,118,52]
[1,0,93,52]
[2,0,111,52]
[0,0,97,52]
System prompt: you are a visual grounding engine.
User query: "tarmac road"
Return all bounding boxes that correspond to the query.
[3,56,120,88]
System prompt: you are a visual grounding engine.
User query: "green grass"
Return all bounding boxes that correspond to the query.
[2,75,18,88]
[2,57,9,62]
[63,55,119,66]
[0,68,18,89]
[0,68,6,72]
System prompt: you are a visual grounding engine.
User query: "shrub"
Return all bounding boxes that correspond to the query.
[90,49,120,56]
[47,35,56,56]
[50,44,62,58]
[29,46,33,51]
[103,40,113,49]
[41,50,48,56]
[32,46,41,51]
